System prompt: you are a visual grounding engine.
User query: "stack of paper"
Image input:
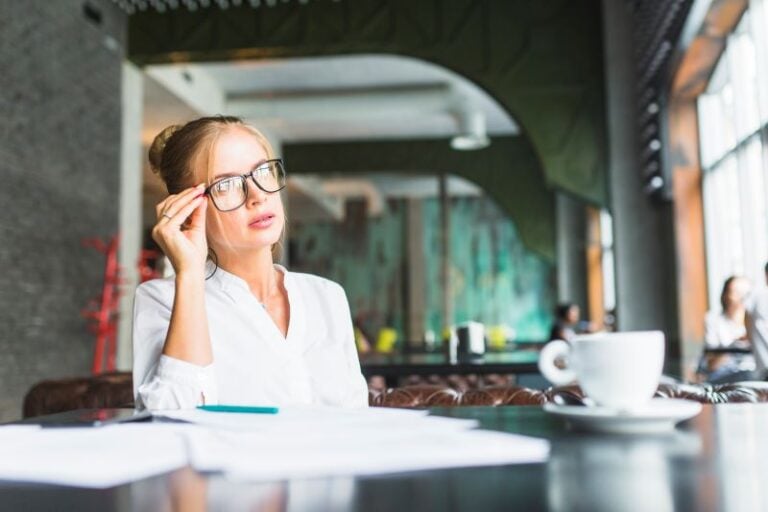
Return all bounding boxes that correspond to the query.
[0,407,549,488]
[160,406,550,481]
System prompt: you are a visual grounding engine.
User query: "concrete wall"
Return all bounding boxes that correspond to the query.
[0,0,125,421]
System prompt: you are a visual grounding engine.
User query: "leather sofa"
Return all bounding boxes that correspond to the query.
[368,381,768,407]
[21,371,768,418]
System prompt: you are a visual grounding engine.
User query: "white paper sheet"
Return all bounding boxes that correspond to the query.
[185,426,549,480]
[172,407,549,480]
[0,423,190,488]
[157,406,481,440]
[157,405,433,432]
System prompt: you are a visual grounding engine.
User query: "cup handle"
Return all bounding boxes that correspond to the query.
[538,339,576,385]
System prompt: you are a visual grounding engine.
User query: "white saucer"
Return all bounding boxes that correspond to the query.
[543,398,702,434]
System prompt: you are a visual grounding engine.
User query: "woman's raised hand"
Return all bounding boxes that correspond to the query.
[152,184,208,276]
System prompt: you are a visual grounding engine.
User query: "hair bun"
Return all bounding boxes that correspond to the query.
[148,124,182,174]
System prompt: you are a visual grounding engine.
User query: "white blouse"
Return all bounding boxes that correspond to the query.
[704,311,747,348]
[132,264,369,410]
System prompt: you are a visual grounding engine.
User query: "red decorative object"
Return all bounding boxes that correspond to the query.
[81,235,122,375]
[138,248,162,283]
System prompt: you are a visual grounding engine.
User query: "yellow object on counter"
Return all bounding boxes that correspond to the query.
[487,325,508,349]
[375,327,398,353]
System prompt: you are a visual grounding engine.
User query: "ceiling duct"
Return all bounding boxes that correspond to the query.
[450,108,490,151]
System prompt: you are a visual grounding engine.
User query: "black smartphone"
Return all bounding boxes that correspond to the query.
[12,408,152,427]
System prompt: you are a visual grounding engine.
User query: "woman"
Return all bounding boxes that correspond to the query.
[548,303,593,341]
[132,116,369,410]
[700,275,756,382]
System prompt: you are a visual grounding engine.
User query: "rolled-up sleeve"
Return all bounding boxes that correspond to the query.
[132,281,218,410]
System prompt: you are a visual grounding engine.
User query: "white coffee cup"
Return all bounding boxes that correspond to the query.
[538,330,665,410]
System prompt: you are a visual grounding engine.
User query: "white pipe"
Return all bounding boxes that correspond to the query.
[321,179,385,216]
[228,85,455,122]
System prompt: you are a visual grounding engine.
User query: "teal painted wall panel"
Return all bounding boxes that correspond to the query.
[290,200,407,336]
[290,196,554,344]
[422,197,554,341]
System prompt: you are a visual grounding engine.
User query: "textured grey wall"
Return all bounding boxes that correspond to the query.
[0,0,125,421]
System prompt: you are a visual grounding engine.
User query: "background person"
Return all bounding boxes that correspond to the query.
[699,275,756,383]
[548,303,594,341]
[746,262,768,381]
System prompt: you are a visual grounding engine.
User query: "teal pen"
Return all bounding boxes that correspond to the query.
[197,405,279,414]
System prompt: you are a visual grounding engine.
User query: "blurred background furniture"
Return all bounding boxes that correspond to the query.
[22,373,134,419]
[361,351,540,389]
[22,372,768,419]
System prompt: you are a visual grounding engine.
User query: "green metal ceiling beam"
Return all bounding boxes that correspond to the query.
[128,0,607,207]
[284,136,555,262]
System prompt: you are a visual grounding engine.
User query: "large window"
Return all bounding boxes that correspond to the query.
[698,4,768,309]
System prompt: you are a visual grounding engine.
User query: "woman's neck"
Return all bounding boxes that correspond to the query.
[724,305,745,321]
[215,246,279,303]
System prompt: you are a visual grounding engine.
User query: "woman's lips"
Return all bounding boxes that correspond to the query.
[249,213,276,229]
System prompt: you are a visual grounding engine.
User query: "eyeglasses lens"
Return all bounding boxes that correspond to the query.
[251,161,286,192]
[211,178,246,211]
[209,160,287,212]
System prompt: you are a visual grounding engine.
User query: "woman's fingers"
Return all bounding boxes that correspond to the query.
[156,184,205,221]
[166,194,206,229]
[151,184,208,259]
[158,184,203,220]
[186,195,208,231]
[153,196,205,244]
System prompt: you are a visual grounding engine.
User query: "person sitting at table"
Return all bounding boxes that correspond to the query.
[698,275,756,383]
[132,115,369,410]
[746,262,768,381]
[548,303,593,341]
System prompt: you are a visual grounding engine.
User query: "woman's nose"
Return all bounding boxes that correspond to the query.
[246,177,268,206]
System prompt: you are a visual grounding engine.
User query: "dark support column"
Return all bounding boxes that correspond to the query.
[555,192,588,311]
[601,1,679,345]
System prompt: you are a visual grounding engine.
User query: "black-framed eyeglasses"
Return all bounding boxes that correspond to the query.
[204,159,287,212]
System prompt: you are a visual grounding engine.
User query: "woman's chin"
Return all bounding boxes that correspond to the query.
[210,236,281,255]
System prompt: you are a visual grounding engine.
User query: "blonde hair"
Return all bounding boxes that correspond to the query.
[148,115,284,259]
[148,115,276,193]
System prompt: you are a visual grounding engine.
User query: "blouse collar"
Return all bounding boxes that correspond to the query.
[206,261,291,299]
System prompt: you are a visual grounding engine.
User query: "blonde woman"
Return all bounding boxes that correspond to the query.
[132,116,368,410]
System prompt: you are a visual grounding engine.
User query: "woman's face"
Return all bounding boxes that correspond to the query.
[566,305,580,324]
[202,127,285,256]
[725,277,750,308]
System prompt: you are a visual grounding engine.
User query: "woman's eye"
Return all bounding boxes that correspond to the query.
[215,179,237,193]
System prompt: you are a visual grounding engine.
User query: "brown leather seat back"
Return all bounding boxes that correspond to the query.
[23,372,133,418]
[22,373,768,418]
[375,385,462,408]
